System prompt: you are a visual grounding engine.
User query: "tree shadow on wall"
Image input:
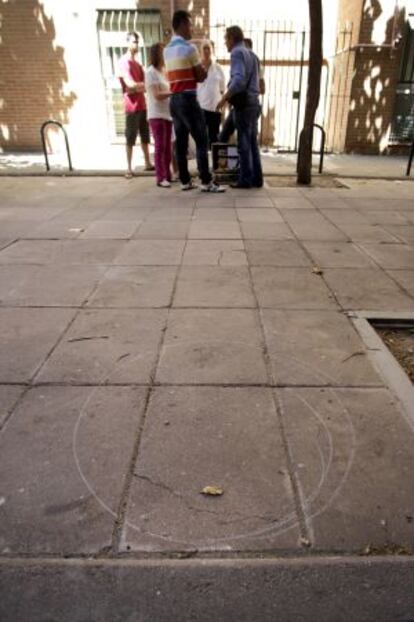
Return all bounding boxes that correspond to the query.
[0,0,77,151]
[346,0,406,154]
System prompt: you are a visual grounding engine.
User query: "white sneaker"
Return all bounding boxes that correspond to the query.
[200,181,226,193]
[158,180,171,188]
[181,180,197,191]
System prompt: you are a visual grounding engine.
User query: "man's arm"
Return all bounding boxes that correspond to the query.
[188,44,207,83]
[121,71,145,94]
[193,63,207,83]
[216,49,247,110]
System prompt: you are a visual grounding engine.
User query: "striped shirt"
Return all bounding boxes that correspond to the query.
[164,35,200,94]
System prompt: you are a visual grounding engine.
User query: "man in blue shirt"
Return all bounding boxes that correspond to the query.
[217,26,263,188]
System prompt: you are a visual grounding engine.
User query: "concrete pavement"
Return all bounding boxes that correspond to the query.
[0,175,413,620]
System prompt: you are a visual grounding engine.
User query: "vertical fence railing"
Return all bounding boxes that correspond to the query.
[210,18,334,153]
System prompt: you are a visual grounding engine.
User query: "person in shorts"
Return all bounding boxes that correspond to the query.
[118,31,154,178]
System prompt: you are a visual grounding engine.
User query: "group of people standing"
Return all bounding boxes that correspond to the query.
[118,10,263,192]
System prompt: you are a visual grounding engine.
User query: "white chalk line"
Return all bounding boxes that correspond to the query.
[71,348,356,547]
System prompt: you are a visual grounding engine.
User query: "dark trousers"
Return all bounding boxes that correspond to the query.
[203,109,221,147]
[170,92,211,185]
[219,109,236,143]
[234,104,263,188]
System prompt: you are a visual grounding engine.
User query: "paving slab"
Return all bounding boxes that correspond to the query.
[123,386,298,552]
[320,208,369,225]
[114,240,185,265]
[262,310,383,386]
[234,197,274,208]
[182,240,247,266]
[52,206,113,223]
[87,266,177,308]
[0,385,147,554]
[361,209,411,225]
[280,210,348,241]
[0,308,76,382]
[173,266,255,307]
[145,207,193,221]
[0,385,25,427]
[156,309,268,384]
[22,220,85,239]
[79,220,141,239]
[0,239,125,265]
[98,206,152,221]
[188,221,242,239]
[323,268,414,310]
[279,387,414,551]
[192,207,238,221]
[335,224,400,243]
[37,309,167,384]
[0,220,43,237]
[133,220,190,239]
[0,206,66,221]
[386,270,414,296]
[272,197,315,209]
[384,224,414,244]
[240,222,294,240]
[236,208,284,223]
[245,240,311,266]
[251,268,338,309]
[303,242,376,268]
[359,243,414,269]
[0,264,107,307]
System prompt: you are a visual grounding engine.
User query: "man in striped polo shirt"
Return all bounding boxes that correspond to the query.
[164,11,225,192]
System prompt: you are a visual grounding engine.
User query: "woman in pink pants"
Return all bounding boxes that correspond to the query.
[145,43,173,188]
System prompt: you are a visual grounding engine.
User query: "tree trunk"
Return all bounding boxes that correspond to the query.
[297,0,323,185]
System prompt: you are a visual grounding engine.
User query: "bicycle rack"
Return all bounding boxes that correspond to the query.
[406,138,414,177]
[297,123,326,174]
[40,120,73,172]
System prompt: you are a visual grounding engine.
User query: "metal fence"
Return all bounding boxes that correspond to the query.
[210,19,353,153]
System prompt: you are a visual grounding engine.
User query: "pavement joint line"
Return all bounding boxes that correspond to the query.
[0,554,413,564]
[0,381,389,389]
[235,205,311,547]
[110,202,194,554]
[0,552,413,563]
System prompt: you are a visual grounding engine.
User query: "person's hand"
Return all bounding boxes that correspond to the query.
[216,97,227,112]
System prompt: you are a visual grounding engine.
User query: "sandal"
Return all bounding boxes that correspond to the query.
[125,171,133,179]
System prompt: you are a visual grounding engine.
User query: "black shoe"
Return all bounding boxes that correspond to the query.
[230,182,252,189]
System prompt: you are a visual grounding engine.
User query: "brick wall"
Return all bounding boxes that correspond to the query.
[0,0,210,152]
[331,0,406,154]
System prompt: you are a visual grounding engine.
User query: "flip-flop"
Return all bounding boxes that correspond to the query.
[125,172,133,179]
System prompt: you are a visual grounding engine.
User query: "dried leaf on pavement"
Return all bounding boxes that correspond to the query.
[200,486,224,496]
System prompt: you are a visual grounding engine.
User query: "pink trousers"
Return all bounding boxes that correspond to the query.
[149,118,173,183]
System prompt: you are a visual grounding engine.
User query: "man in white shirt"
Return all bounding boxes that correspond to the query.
[197,41,226,147]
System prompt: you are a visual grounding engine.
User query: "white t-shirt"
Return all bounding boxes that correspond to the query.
[145,66,172,121]
[197,62,226,112]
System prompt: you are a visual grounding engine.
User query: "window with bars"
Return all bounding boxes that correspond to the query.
[97,9,162,140]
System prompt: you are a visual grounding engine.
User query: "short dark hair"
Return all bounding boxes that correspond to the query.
[244,38,253,49]
[225,26,244,44]
[126,31,139,43]
[172,10,191,31]
[150,43,164,69]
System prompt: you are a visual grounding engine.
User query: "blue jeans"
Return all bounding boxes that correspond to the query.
[234,104,263,187]
[170,92,212,185]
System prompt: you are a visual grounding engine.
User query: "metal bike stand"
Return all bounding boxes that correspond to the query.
[40,120,73,172]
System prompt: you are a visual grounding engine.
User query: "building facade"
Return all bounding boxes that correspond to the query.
[0,0,413,156]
